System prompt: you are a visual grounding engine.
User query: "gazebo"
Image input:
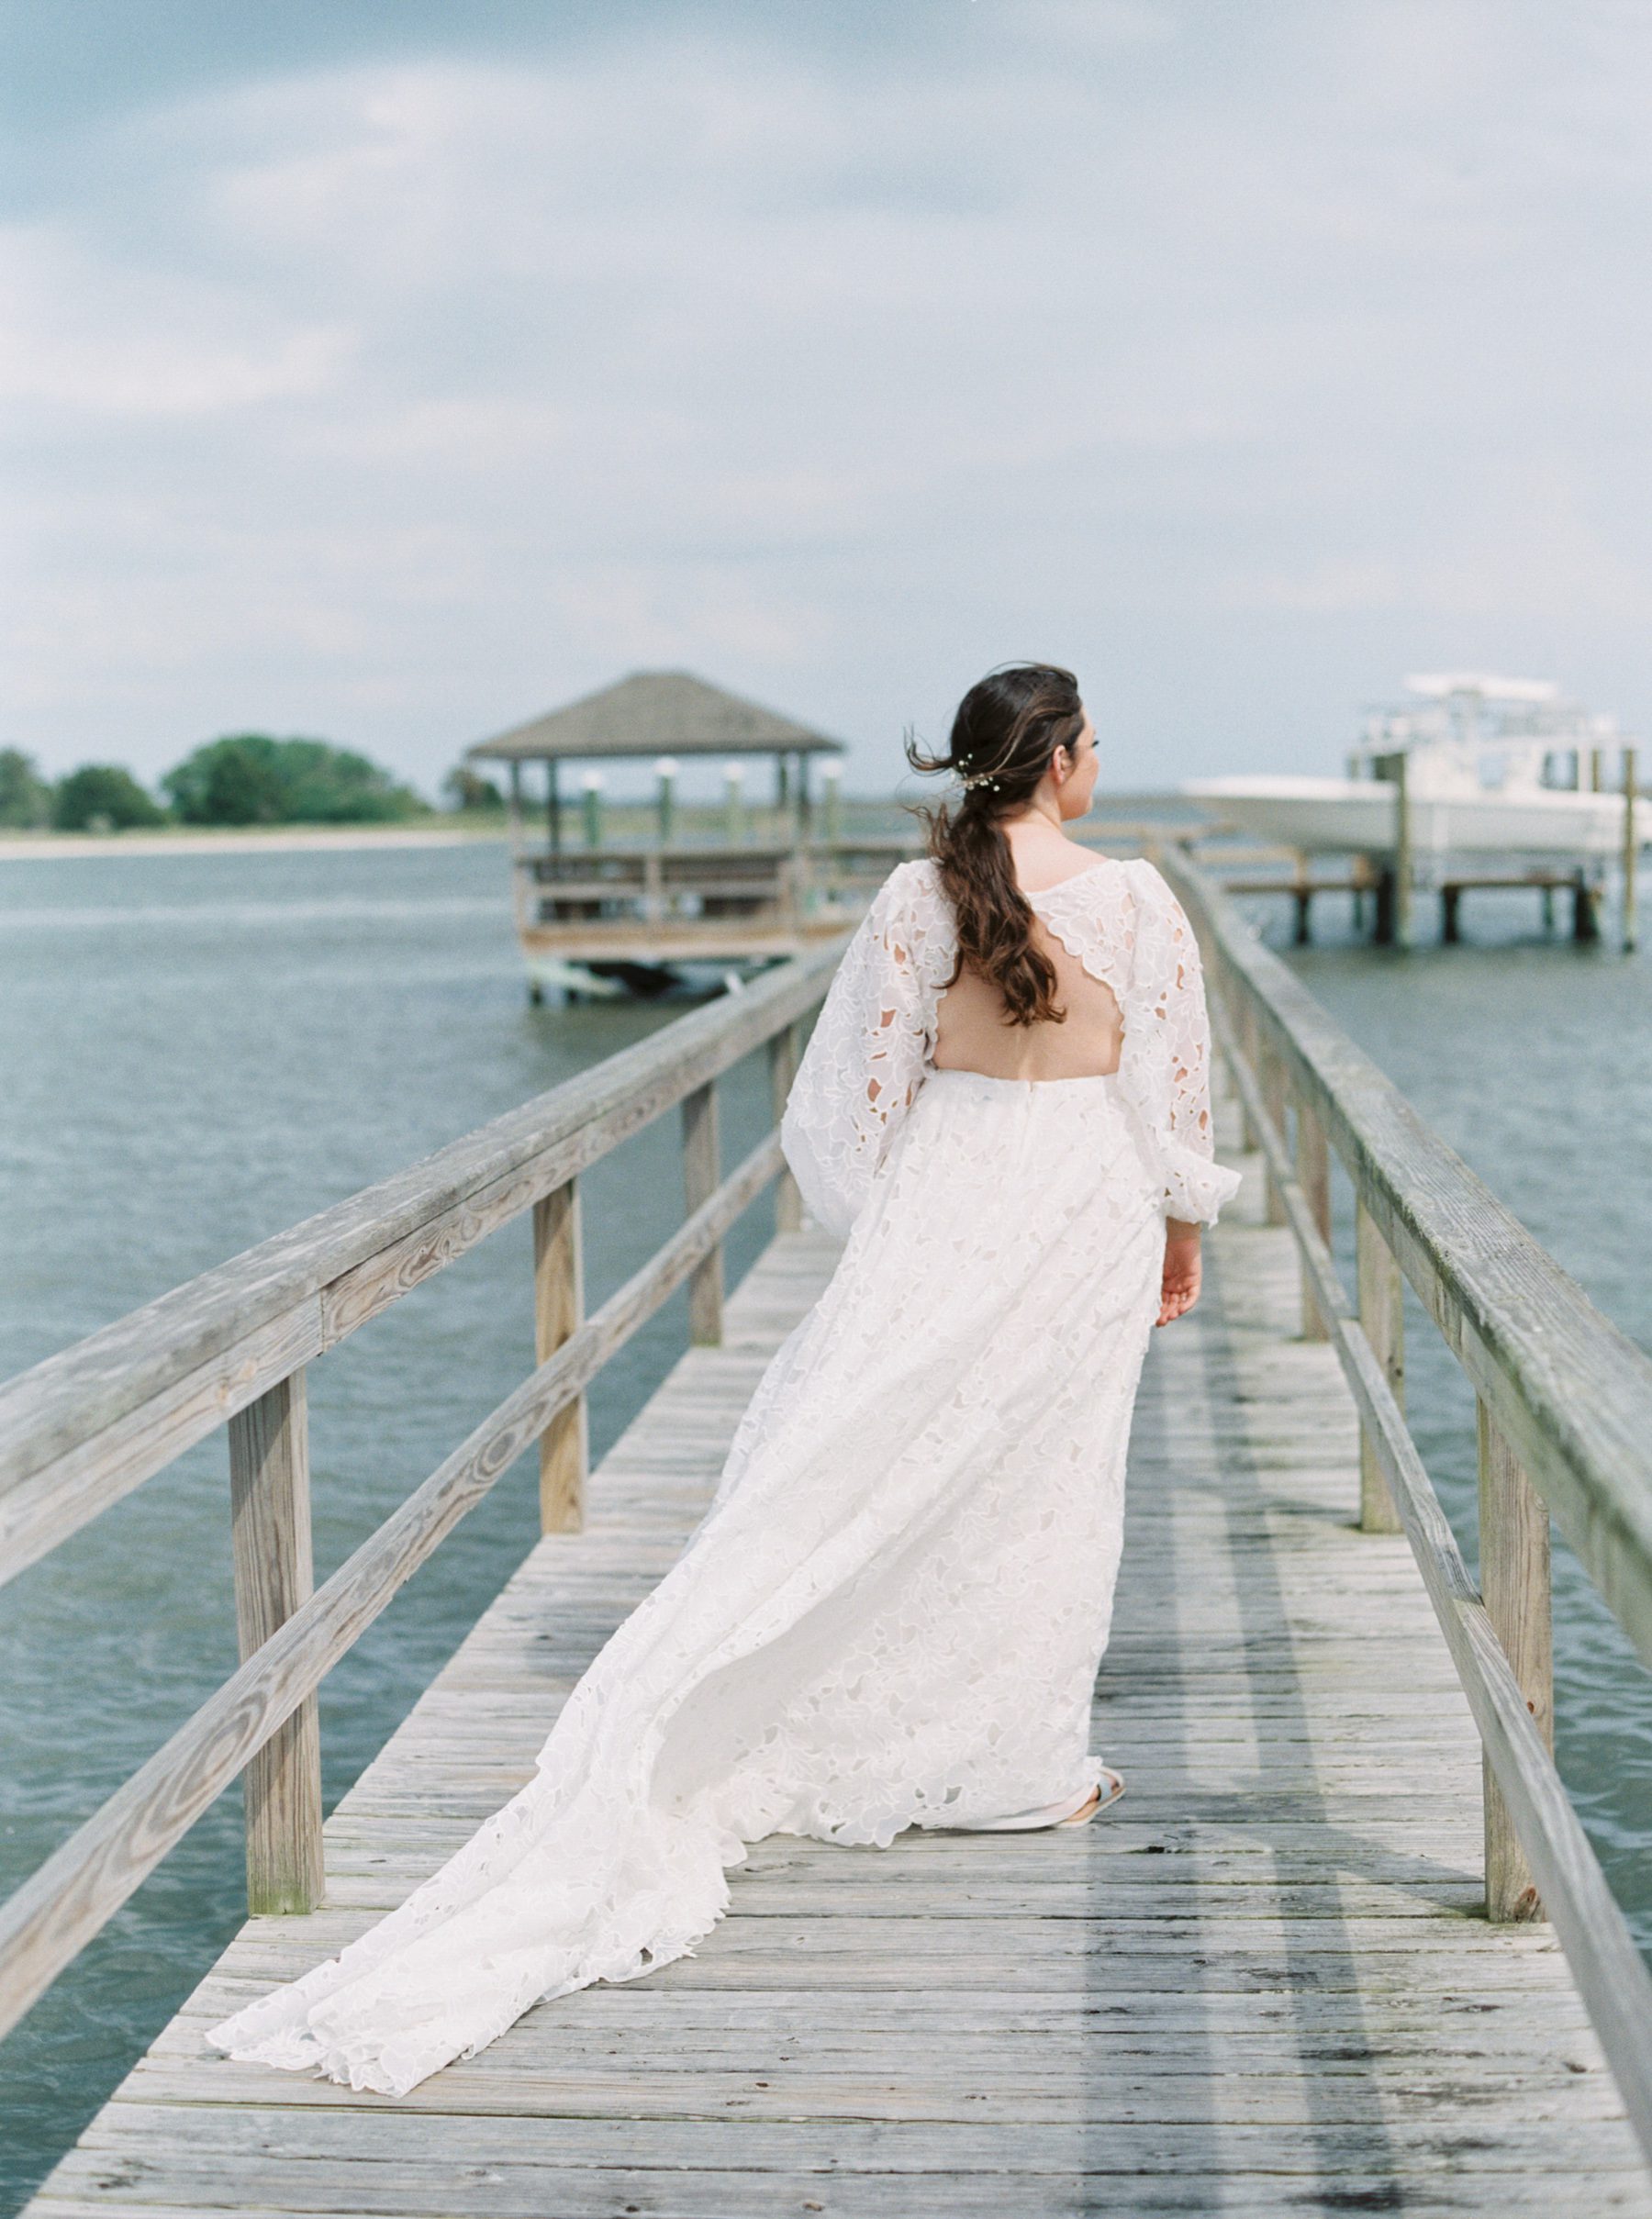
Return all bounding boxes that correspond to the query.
[467,669,846,852]
[463,670,878,998]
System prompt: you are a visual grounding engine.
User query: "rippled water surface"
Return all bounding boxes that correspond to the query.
[1,847,1647,2210]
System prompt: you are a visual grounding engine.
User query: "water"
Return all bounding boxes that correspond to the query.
[0,849,1647,2209]
[0,842,783,2213]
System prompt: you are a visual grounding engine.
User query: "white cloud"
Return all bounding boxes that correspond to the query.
[0,223,354,414]
[1222,460,1652,629]
[5,4,1652,788]
[547,560,831,667]
[1219,563,1409,617]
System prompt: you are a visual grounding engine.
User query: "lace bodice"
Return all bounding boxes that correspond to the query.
[780,854,1241,1235]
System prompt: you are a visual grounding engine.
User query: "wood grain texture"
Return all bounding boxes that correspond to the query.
[1260,1040,1289,1227]
[1295,1095,1331,1341]
[0,1298,323,1590]
[1479,1397,1554,1924]
[227,1377,322,1917]
[1355,1197,1404,1533]
[20,1165,1648,2216]
[680,1081,723,1346]
[531,1179,586,1534]
[768,1020,803,1234]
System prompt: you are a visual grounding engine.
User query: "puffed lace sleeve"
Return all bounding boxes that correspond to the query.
[1118,859,1243,1227]
[780,861,943,1238]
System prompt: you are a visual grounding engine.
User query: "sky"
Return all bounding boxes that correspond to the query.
[3,0,1650,800]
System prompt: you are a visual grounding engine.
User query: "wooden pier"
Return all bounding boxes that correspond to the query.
[1204,737,1641,949]
[4,858,1651,2213]
[1221,858,1612,948]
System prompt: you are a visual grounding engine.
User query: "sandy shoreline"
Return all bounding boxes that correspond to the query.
[0,825,508,863]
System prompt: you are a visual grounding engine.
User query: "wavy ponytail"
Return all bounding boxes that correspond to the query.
[904,663,1088,1028]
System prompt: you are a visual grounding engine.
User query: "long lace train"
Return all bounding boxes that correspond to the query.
[205,1065,1174,2096]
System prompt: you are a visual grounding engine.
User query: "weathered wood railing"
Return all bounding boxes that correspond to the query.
[1163,848,1652,2164]
[0,938,842,2042]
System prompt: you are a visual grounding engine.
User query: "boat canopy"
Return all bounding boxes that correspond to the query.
[1404,674,1560,705]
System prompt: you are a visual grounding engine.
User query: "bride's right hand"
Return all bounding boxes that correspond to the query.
[1156,1223,1202,1327]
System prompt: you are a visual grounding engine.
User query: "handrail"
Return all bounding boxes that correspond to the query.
[1161,848,1652,2169]
[0,941,843,2044]
[0,935,844,1588]
[1163,853,1652,1673]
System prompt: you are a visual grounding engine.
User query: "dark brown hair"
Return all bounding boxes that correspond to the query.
[904,663,1089,1027]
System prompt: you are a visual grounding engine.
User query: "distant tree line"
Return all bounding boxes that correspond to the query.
[0,738,506,832]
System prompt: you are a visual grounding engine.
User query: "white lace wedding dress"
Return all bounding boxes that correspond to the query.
[205,853,1240,2096]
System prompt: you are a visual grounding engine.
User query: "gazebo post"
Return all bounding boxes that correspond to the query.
[797,751,812,842]
[546,761,563,853]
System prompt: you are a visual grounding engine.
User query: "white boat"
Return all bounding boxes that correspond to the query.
[1183,674,1640,861]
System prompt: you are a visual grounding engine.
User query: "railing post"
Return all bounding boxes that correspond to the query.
[682,1080,724,1344]
[1393,749,1414,951]
[228,1374,323,1916]
[1355,1201,1403,1533]
[768,1020,804,1234]
[1260,1040,1289,1226]
[507,760,524,854]
[1246,1008,1266,1098]
[1624,744,1638,955]
[533,1177,587,1533]
[1235,998,1261,1153]
[1477,1399,1553,1923]
[1295,1094,1331,1339]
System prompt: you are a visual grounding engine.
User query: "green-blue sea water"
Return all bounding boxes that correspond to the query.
[0,842,1646,2210]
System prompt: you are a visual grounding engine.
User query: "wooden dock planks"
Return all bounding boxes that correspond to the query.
[24,1124,1649,2217]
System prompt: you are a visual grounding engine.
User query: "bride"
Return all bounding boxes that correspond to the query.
[206,661,1241,2098]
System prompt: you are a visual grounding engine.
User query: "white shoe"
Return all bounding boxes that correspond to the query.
[949,1766,1125,1832]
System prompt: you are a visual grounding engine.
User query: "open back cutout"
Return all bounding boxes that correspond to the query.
[932,902,1126,1082]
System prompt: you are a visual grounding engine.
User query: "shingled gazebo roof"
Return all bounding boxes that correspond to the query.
[467,671,845,764]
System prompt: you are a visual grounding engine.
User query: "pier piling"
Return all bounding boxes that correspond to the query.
[1624,746,1639,953]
